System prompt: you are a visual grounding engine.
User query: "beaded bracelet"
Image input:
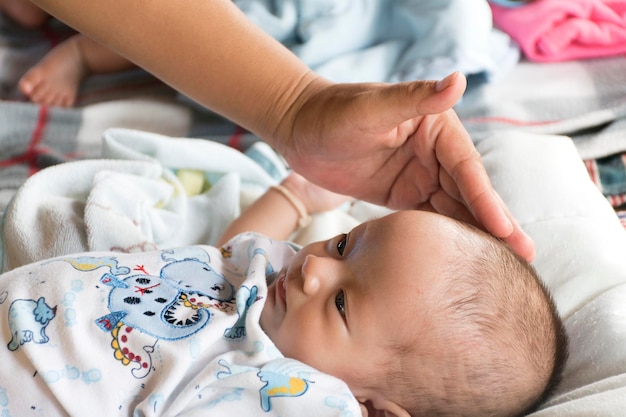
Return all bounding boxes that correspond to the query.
[270,185,313,228]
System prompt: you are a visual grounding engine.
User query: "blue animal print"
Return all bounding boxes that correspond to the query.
[161,247,210,264]
[160,259,234,302]
[247,247,276,278]
[217,359,314,412]
[95,272,208,340]
[7,297,56,351]
[95,251,235,341]
[224,285,259,339]
[324,394,358,417]
[202,387,244,410]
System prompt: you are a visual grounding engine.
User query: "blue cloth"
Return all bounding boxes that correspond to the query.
[488,0,529,8]
[235,0,520,84]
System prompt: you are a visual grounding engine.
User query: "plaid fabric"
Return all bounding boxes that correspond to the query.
[0,16,262,212]
[0,100,260,212]
[585,155,626,228]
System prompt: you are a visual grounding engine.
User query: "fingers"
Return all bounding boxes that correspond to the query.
[371,72,467,127]
[491,190,536,261]
[430,109,511,232]
[438,164,536,262]
[429,189,480,228]
[465,187,536,262]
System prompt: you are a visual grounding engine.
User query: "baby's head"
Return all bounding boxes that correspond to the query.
[261,211,568,417]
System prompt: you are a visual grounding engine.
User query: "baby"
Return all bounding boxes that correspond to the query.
[0,173,567,417]
[240,174,568,417]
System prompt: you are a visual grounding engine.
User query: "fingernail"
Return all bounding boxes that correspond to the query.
[435,72,456,92]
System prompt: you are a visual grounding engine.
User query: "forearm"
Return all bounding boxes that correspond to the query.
[217,186,303,246]
[31,0,325,146]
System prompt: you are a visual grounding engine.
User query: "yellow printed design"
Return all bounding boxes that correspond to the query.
[216,359,315,412]
[258,371,311,411]
[265,376,308,396]
[56,256,131,275]
[110,322,156,379]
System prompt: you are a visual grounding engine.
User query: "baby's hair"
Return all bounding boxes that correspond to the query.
[387,219,568,417]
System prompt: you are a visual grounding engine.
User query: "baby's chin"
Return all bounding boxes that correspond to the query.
[259,270,281,339]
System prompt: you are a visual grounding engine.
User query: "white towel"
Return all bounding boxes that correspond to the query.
[1,129,276,272]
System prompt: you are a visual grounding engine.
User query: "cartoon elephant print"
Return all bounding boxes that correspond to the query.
[7,297,57,351]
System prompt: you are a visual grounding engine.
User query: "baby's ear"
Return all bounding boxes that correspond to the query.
[358,398,411,417]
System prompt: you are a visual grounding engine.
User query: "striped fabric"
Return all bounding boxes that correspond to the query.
[585,156,626,229]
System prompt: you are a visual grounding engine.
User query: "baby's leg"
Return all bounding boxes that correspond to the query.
[0,0,48,28]
[19,34,136,107]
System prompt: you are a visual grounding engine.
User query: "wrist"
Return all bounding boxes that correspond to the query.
[268,73,331,155]
[270,184,312,229]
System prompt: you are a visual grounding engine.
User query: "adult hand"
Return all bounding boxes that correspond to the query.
[274,72,535,261]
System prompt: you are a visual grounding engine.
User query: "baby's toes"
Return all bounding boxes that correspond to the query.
[18,68,44,97]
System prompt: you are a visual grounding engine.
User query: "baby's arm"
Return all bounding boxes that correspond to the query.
[217,173,350,246]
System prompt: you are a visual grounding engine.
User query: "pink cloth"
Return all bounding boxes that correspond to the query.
[490,0,626,62]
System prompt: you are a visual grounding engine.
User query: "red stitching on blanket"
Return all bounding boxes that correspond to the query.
[462,116,559,126]
[228,125,246,151]
[0,105,48,174]
[584,160,599,188]
[28,105,48,175]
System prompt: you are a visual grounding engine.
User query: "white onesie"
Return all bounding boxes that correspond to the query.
[0,232,359,417]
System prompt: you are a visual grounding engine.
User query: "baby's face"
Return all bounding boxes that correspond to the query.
[261,211,460,403]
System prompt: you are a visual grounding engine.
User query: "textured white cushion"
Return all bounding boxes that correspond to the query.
[481,132,626,415]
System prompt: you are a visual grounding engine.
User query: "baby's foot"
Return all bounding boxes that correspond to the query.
[19,36,87,107]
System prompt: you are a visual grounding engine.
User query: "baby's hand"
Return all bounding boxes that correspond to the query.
[280,172,351,215]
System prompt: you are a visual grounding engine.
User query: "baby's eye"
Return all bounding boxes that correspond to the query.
[336,234,347,256]
[335,290,346,317]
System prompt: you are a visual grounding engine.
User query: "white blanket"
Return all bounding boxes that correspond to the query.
[1,129,278,272]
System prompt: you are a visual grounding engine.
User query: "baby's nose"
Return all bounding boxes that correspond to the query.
[301,254,321,296]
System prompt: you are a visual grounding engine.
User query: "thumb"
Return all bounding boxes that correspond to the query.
[375,72,467,125]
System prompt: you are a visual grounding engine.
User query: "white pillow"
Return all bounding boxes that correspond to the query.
[481,132,626,415]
